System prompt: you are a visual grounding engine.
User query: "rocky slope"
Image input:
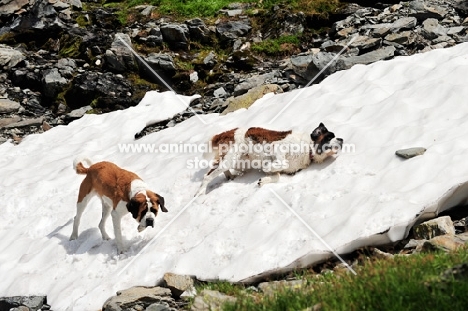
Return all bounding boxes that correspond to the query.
[0,0,467,143]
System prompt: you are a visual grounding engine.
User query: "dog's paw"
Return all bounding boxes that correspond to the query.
[258,178,264,187]
[69,234,78,241]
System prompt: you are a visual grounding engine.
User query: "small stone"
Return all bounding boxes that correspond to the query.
[395,147,426,159]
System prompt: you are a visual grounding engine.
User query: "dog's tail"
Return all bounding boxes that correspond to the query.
[73,156,93,175]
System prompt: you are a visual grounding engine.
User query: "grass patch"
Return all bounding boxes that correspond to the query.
[203,247,468,311]
[251,35,301,56]
[107,0,342,19]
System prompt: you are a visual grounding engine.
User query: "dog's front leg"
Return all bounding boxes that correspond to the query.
[99,202,112,240]
[258,172,280,187]
[111,210,125,253]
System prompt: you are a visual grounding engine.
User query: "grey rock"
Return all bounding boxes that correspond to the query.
[163,273,195,298]
[144,53,176,75]
[447,26,465,35]
[0,98,21,113]
[213,87,227,98]
[422,18,447,40]
[66,105,92,119]
[160,23,189,50]
[190,71,198,83]
[203,51,217,67]
[102,286,172,311]
[186,18,214,43]
[233,71,281,96]
[42,68,68,98]
[216,20,251,42]
[0,0,29,15]
[372,27,391,38]
[3,117,44,128]
[418,235,464,253]
[52,0,70,10]
[291,52,335,81]
[66,0,82,9]
[349,35,381,50]
[409,0,448,20]
[414,216,455,240]
[0,44,25,69]
[220,9,243,17]
[141,5,154,16]
[0,115,21,127]
[0,296,48,311]
[391,17,418,30]
[105,33,138,73]
[395,147,426,159]
[385,31,414,45]
[190,290,236,311]
[338,46,396,70]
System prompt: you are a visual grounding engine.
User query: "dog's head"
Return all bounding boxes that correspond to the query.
[126,191,168,232]
[310,123,343,160]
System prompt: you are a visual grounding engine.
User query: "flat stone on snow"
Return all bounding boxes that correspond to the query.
[395,147,426,159]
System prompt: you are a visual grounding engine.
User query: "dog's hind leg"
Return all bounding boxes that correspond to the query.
[224,169,243,180]
[70,186,93,240]
[99,201,112,240]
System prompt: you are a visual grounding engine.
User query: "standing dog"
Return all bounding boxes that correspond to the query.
[196,123,343,195]
[70,157,168,253]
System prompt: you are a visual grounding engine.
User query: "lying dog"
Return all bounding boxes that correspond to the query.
[196,123,343,195]
[70,157,168,253]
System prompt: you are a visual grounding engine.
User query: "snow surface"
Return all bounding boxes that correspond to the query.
[2,43,468,310]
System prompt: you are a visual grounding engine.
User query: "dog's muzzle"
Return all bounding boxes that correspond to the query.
[146,218,154,227]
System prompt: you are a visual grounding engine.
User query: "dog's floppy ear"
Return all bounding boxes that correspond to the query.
[157,194,168,213]
[126,198,140,219]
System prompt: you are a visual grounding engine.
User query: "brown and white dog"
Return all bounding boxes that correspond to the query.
[70,157,168,253]
[196,123,343,196]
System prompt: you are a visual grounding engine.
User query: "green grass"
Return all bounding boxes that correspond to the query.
[251,35,301,56]
[196,247,468,311]
[104,0,341,19]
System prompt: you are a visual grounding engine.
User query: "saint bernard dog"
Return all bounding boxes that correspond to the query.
[69,157,168,253]
[196,123,343,196]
